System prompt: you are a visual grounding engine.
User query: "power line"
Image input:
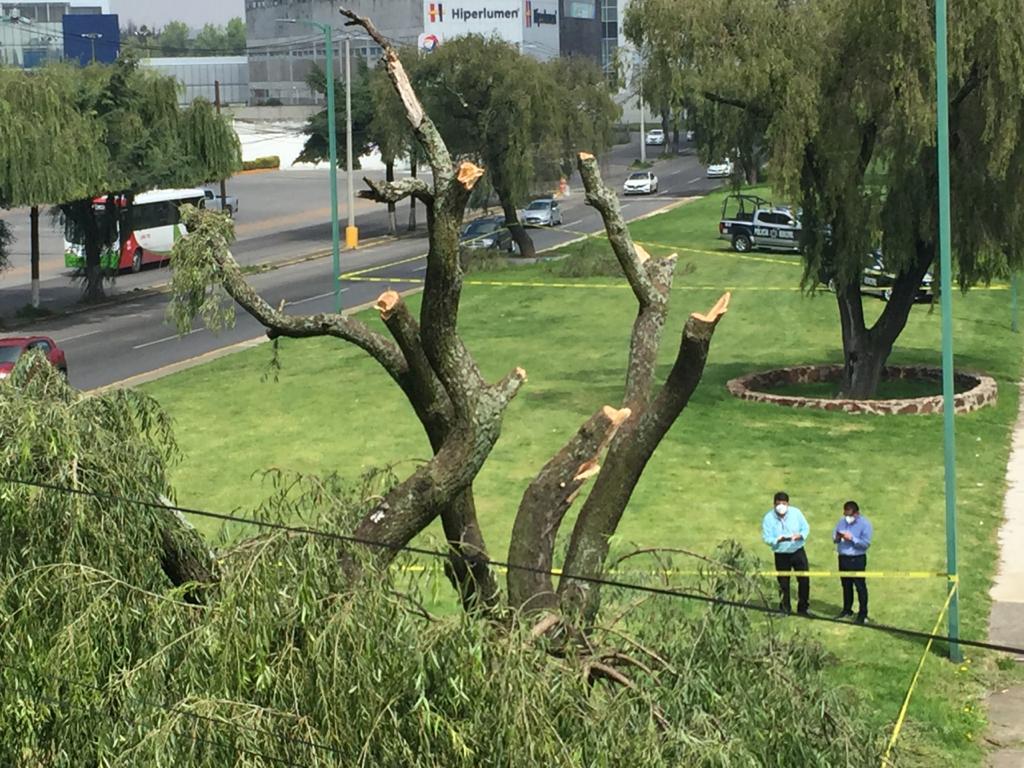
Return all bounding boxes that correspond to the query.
[2,475,1023,658]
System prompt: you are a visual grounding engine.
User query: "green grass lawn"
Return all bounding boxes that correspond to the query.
[141,189,1022,766]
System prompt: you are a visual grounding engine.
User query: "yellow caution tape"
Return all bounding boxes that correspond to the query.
[393,564,954,581]
[880,582,959,766]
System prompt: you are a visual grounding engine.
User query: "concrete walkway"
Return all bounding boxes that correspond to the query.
[987,382,1024,767]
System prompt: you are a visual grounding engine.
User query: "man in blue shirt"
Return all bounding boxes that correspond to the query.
[832,500,873,624]
[761,491,811,615]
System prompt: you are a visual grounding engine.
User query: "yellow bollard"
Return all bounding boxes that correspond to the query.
[345,226,359,249]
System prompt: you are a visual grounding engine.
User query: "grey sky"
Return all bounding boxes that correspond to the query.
[110,0,245,30]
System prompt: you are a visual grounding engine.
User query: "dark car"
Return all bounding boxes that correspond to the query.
[460,216,515,253]
[820,250,934,303]
[0,336,68,380]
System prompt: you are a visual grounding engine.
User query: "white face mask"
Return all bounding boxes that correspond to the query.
[775,504,788,516]
[845,515,856,525]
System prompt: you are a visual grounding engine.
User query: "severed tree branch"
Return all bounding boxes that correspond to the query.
[360,177,433,207]
[507,405,631,612]
[577,153,678,407]
[701,90,770,118]
[203,240,408,383]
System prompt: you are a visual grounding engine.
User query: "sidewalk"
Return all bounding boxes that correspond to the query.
[987,381,1024,767]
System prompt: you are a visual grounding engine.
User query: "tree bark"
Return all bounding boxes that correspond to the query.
[29,206,40,309]
[499,196,534,259]
[507,406,630,612]
[837,240,933,398]
[385,160,398,235]
[408,154,418,231]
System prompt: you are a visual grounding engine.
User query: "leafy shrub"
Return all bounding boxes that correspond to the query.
[545,240,624,278]
[460,246,507,274]
[242,155,280,171]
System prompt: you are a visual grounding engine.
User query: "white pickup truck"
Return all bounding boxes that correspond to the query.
[203,188,239,217]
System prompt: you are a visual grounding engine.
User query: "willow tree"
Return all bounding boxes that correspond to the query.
[58,56,240,302]
[630,0,1024,396]
[0,66,107,305]
[169,8,729,621]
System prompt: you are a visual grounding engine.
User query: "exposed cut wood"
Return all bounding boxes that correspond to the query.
[457,161,485,190]
[573,461,601,482]
[691,292,731,324]
[634,244,652,264]
[529,613,561,639]
[375,290,401,320]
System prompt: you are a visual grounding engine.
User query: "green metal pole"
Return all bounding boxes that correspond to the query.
[321,24,342,314]
[935,0,962,663]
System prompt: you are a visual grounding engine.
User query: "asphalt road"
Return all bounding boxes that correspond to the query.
[2,136,724,391]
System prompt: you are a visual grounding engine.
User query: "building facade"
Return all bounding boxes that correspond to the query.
[245,0,602,105]
[141,56,249,106]
[0,0,109,66]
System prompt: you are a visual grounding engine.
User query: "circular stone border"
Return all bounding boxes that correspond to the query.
[726,364,997,415]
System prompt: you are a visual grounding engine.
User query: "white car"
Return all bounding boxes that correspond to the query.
[645,128,665,146]
[623,171,659,195]
[706,159,734,178]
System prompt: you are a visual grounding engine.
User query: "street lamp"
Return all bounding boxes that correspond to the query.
[934,0,961,663]
[81,32,102,63]
[636,46,646,164]
[277,17,344,313]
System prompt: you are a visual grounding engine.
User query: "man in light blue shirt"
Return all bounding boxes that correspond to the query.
[761,491,811,615]
[832,500,873,624]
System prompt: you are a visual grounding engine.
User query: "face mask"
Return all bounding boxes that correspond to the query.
[775,504,788,516]
[844,515,856,525]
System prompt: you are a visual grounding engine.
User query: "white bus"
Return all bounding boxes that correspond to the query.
[64,187,208,273]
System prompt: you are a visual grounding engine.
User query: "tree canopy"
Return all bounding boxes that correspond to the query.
[628,0,1024,396]
[120,18,246,57]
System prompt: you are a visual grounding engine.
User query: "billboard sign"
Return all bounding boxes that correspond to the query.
[522,0,559,58]
[63,14,120,65]
[423,0,523,45]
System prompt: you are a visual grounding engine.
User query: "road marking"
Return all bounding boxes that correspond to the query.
[688,176,704,184]
[342,252,426,279]
[132,328,203,350]
[54,328,105,343]
[413,265,428,273]
[288,288,349,306]
[563,219,584,228]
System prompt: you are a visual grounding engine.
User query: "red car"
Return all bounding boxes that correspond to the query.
[0,336,68,380]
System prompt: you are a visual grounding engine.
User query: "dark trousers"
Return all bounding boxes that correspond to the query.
[774,548,810,613]
[839,554,868,618]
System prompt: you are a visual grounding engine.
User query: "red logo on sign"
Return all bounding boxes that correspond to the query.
[429,2,444,22]
[525,0,532,26]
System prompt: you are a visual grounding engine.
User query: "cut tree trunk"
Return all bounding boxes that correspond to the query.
[408,156,418,231]
[386,161,398,236]
[501,198,534,259]
[29,206,40,309]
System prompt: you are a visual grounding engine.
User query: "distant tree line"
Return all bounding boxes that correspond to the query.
[121,18,247,58]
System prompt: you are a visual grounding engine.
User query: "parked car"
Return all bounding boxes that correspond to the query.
[623,171,659,195]
[821,250,934,303]
[718,193,800,252]
[645,128,665,146]
[706,158,734,178]
[203,188,239,217]
[0,336,68,380]
[460,216,514,252]
[522,198,563,227]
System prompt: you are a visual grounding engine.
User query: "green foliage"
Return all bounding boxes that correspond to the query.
[545,239,626,278]
[167,205,237,335]
[241,155,281,171]
[459,246,507,274]
[296,62,375,168]
[0,219,10,272]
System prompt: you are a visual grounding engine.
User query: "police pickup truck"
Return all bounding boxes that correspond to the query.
[718,193,800,253]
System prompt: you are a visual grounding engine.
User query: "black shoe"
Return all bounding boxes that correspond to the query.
[854,615,869,625]
[834,611,854,620]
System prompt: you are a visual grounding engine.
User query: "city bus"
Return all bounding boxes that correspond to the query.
[64,188,208,273]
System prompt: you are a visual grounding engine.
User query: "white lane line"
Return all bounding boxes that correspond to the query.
[563,219,584,228]
[289,288,349,306]
[688,176,704,184]
[132,328,203,350]
[413,264,428,273]
[54,328,105,344]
